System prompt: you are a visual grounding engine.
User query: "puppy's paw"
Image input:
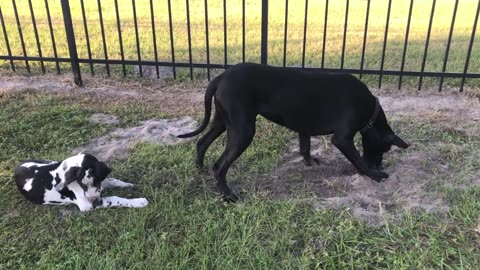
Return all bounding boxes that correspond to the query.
[130,198,149,208]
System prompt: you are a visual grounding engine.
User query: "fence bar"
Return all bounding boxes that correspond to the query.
[301,0,308,68]
[261,0,268,64]
[80,0,93,75]
[186,0,193,80]
[132,0,142,77]
[204,0,211,80]
[283,0,288,67]
[321,0,328,68]
[98,0,110,76]
[12,0,30,73]
[0,6,15,71]
[28,0,45,73]
[167,0,176,79]
[418,0,436,90]
[398,0,414,90]
[378,0,392,89]
[359,0,370,79]
[439,0,459,92]
[242,0,245,63]
[45,0,60,74]
[114,0,126,77]
[60,0,82,86]
[149,0,159,79]
[460,0,480,92]
[223,0,228,66]
[341,0,349,69]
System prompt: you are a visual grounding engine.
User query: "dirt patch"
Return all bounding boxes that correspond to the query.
[73,117,197,162]
[89,113,120,125]
[379,92,480,137]
[244,137,455,226]
[0,73,205,115]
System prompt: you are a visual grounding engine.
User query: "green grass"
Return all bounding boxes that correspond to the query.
[0,0,480,88]
[1,91,479,269]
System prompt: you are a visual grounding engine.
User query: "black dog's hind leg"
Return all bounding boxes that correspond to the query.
[196,111,226,168]
[299,133,320,166]
[213,121,256,202]
[331,132,388,182]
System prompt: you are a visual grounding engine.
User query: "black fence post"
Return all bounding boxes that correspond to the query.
[261,0,268,65]
[60,0,82,86]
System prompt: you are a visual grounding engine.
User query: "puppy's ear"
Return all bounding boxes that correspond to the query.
[65,166,85,185]
[390,134,409,149]
[94,162,111,182]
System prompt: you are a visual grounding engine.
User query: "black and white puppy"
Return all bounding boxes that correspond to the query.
[14,153,148,212]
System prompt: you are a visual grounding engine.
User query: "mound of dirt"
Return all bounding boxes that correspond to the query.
[247,137,451,226]
[73,117,197,161]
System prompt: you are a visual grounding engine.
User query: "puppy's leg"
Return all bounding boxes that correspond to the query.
[213,119,256,202]
[97,196,149,209]
[299,133,320,166]
[102,178,135,188]
[196,111,226,168]
[331,133,388,182]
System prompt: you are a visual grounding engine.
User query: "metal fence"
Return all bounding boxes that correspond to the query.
[0,0,479,91]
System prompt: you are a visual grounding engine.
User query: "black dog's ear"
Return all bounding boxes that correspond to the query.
[65,166,85,185]
[390,134,409,149]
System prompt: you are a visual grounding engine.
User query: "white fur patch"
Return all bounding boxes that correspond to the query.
[43,188,68,203]
[50,153,86,190]
[23,178,34,191]
[99,196,149,209]
[21,161,55,168]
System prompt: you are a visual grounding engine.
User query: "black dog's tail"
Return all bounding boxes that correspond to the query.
[177,74,222,138]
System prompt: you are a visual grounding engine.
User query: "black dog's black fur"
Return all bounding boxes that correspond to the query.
[178,63,408,201]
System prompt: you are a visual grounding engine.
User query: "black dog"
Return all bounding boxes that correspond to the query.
[178,63,408,201]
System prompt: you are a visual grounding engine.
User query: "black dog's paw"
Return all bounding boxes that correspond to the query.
[195,160,204,169]
[304,156,321,167]
[222,193,239,203]
[367,170,389,182]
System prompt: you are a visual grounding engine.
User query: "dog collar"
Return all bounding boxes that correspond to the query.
[361,96,380,132]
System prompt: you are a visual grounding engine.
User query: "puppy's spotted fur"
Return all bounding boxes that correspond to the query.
[15,153,148,212]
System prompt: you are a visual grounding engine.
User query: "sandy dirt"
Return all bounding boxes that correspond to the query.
[73,117,198,161]
[1,73,479,225]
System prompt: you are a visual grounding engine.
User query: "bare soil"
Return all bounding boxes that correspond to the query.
[1,73,479,226]
[73,116,197,161]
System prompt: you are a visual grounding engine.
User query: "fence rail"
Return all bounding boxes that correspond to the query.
[1,0,479,91]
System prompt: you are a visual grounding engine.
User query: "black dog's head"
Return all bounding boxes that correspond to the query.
[361,108,408,170]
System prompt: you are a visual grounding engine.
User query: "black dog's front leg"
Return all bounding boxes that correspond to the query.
[299,133,320,166]
[331,135,388,182]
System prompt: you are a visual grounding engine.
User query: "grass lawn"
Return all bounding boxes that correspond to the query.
[0,76,479,268]
[0,0,480,88]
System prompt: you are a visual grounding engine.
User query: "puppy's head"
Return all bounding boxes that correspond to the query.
[65,154,112,199]
[81,154,111,186]
[361,108,408,170]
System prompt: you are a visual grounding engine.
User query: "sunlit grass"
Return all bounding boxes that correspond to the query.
[0,0,479,87]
